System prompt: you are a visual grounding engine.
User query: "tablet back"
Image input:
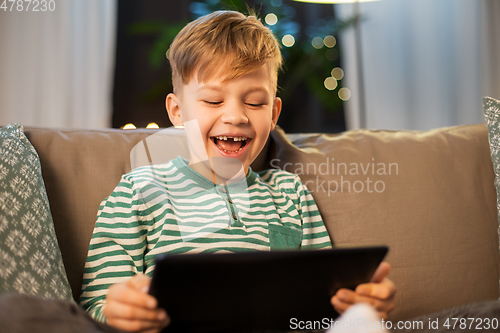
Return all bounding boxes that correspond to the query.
[149,246,388,332]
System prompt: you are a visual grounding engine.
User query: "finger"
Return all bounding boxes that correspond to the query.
[330,295,350,315]
[334,284,396,304]
[333,288,356,304]
[356,278,396,300]
[331,289,356,314]
[104,299,168,322]
[107,283,158,310]
[371,261,391,283]
[142,329,163,333]
[107,317,169,333]
[331,295,391,320]
[332,293,393,318]
[349,292,394,314]
[334,287,394,313]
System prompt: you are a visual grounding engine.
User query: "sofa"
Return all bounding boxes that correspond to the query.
[8,120,498,324]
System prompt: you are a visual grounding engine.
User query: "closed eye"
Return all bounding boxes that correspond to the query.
[204,101,223,106]
[246,103,265,108]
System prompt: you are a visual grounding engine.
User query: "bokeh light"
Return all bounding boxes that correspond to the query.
[338,88,351,101]
[312,36,324,49]
[331,67,344,80]
[265,13,278,26]
[325,49,338,61]
[146,122,160,129]
[324,77,338,91]
[323,35,336,48]
[282,34,295,47]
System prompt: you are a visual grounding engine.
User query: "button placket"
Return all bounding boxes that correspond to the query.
[219,184,244,228]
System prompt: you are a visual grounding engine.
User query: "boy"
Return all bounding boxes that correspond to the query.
[80,10,395,333]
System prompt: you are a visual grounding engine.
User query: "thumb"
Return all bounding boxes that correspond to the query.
[371,261,390,283]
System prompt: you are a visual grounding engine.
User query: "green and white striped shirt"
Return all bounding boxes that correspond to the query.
[80,157,332,321]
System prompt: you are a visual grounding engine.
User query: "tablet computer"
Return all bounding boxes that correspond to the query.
[149,245,388,333]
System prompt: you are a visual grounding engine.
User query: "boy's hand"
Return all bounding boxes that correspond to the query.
[331,261,396,319]
[104,274,170,333]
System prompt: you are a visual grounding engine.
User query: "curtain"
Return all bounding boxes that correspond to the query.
[336,0,500,130]
[0,0,117,128]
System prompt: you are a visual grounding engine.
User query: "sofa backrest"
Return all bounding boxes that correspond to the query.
[269,124,499,321]
[24,124,499,322]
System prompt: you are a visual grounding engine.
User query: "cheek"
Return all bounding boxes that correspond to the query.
[182,108,210,129]
[252,115,274,146]
[180,106,196,122]
[255,113,274,132]
[180,100,205,120]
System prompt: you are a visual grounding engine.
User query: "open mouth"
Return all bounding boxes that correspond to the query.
[211,136,251,154]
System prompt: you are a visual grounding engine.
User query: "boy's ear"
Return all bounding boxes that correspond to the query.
[270,97,282,131]
[166,93,183,127]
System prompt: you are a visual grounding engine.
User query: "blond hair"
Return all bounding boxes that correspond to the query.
[168,10,282,94]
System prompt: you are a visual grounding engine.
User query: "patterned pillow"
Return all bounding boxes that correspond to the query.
[0,123,73,300]
[483,97,500,253]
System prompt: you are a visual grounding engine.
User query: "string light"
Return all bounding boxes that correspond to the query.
[146,122,160,129]
[122,123,136,130]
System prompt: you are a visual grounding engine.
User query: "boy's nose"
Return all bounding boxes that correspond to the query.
[220,104,249,125]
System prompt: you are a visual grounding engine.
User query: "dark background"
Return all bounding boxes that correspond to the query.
[112,0,347,133]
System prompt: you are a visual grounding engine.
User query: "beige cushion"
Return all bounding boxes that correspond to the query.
[269,124,499,321]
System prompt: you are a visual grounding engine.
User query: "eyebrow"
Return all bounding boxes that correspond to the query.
[244,87,270,95]
[197,85,270,95]
[197,85,223,92]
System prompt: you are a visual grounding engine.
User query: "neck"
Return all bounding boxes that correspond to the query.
[188,158,247,185]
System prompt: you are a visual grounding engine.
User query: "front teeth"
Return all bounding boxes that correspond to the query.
[213,136,248,153]
[214,136,248,141]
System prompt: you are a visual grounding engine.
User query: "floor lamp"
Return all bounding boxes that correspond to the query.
[293,0,380,129]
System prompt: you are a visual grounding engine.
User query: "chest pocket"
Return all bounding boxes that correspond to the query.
[268,224,302,250]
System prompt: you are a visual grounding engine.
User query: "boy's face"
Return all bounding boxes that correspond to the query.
[166,66,282,182]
